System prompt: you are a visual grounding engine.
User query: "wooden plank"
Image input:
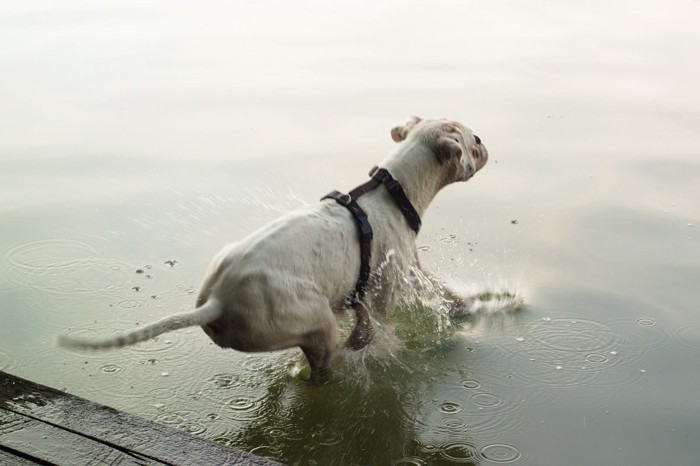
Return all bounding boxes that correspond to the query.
[0,371,283,466]
[0,448,42,466]
[0,409,162,466]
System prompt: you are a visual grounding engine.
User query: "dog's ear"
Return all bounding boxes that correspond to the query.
[390,116,422,142]
[435,135,463,163]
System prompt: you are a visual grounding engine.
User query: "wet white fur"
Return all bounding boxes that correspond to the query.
[59,117,491,378]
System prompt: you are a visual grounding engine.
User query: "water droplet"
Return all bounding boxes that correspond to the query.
[515,337,525,342]
[542,317,551,322]
[555,365,563,370]
[165,260,180,267]
[636,318,656,326]
[161,372,169,377]
[418,245,431,252]
[640,369,647,373]
[136,269,144,274]
[610,350,618,355]
[132,286,142,292]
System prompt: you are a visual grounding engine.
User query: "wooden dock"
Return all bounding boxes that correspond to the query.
[0,371,282,466]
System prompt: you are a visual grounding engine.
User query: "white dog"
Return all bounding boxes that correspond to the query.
[60,116,489,382]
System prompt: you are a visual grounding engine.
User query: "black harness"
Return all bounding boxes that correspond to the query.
[322,166,421,308]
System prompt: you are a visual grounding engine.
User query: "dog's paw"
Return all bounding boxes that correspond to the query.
[346,325,373,350]
[469,291,525,314]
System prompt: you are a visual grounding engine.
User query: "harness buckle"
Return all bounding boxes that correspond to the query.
[338,193,352,205]
[322,190,352,206]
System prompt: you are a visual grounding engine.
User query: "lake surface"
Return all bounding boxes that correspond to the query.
[1,1,699,465]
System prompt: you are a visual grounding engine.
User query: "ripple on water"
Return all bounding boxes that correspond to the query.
[99,363,123,373]
[240,354,276,372]
[676,325,700,351]
[503,316,665,393]
[4,238,98,275]
[526,317,619,353]
[415,380,527,444]
[126,329,194,364]
[391,457,426,466]
[439,401,464,414]
[220,394,268,422]
[461,379,482,390]
[608,317,676,353]
[154,408,208,435]
[434,417,468,435]
[117,299,149,309]
[311,424,343,446]
[470,392,504,409]
[439,442,478,463]
[78,365,144,401]
[440,235,460,244]
[479,443,525,464]
[0,238,125,298]
[146,387,178,401]
[504,317,626,389]
[0,349,15,371]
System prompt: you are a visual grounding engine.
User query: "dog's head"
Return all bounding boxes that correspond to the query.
[391,116,488,182]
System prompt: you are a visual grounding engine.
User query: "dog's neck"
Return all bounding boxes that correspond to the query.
[381,143,451,217]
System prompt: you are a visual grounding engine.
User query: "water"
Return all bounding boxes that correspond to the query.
[1,1,699,465]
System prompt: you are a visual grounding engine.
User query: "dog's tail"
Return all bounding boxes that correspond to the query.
[58,299,222,351]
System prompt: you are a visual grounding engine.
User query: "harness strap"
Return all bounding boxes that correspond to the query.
[369,167,422,234]
[322,166,422,308]
[322,190,373,307]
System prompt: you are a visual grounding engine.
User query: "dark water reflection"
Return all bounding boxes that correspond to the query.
[2,1,700,465]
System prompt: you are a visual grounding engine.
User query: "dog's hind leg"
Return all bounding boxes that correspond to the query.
[346,304,373,350]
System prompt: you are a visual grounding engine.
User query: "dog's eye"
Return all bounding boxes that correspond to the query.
[453,137,459,143]
[474,135,481,145]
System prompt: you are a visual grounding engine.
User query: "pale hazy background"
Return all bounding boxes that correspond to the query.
[1,1,699,465]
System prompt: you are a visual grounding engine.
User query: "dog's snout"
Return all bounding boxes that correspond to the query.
[474,135,481,145]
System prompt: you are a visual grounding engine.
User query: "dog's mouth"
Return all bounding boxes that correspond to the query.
[463,140,488,180]
[474,139,488,173]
